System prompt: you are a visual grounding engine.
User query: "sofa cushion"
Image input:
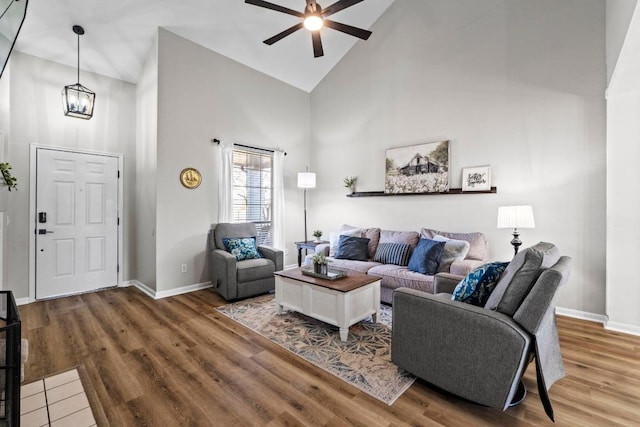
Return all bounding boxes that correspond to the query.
[420,228,488,261]
[379,229,420,248]
[324,257,382,274]
[368,264,436,294]
[407,238,446,275]
[222,237,262,261]
[485,242,561,314]
[432,235,470,273]
[362,227,382,259]
[451,262,509,306]
[373,242,412,266]
[236,258,275,282]
[335,235,370,261]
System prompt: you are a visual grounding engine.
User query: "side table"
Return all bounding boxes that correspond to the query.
[294,240,329,267]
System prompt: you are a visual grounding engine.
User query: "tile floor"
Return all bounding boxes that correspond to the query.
[20,368,97,427]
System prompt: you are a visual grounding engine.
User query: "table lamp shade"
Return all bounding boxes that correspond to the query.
[297,172,316,189]
[497,205,535,229]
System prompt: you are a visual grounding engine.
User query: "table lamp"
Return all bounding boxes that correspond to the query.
[497,205,535,256]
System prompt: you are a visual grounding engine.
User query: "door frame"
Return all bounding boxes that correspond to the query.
[28,144,124,302]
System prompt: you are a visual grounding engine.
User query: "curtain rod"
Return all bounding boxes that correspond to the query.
[212,138,287,156]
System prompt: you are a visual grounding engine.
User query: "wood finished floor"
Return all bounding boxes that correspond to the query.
[19,286,640,426]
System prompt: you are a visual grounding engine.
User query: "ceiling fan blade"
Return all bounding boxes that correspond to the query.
[321,0,365,18]
[311,32,324,57]
[245,0,304,18]
[264,23,304,45]
[324,19,372,40]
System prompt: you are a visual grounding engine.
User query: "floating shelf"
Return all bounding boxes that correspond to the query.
[346,187,497,197]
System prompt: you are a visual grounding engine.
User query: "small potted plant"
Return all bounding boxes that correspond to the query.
[343,176,357,194]
[312,230,323,242]
[311,253,331,275]
[0,162,18,191]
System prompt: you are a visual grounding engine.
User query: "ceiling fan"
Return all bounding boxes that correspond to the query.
[245,0,372,58]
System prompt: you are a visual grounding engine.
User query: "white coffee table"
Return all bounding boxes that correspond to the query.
[274,267,381,342]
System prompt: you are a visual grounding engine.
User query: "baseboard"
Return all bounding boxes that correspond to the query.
[604,321,640,337]
[155,281,212,299]
[555,307,608,325]
[122,280,212,300]
[15,297,31,306]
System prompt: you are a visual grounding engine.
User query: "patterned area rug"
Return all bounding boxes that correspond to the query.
[216,294,415,405]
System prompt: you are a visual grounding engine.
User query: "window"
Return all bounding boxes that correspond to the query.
[232,147,273,246]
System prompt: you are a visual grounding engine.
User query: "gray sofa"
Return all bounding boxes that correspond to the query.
[209,223,284,300]
[391,242,571,421]
[306,226,489,304]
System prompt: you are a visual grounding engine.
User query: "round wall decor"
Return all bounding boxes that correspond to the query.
[180,167,202,189]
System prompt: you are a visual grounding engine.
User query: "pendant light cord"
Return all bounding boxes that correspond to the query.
[76,31,80,84]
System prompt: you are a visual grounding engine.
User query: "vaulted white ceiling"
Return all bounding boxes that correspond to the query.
[14,0,394,92]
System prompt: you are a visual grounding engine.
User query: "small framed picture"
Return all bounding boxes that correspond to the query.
[462,166,491,191]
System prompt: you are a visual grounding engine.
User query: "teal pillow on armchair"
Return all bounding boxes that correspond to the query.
[222,237,263,261]
[451,262,509,306]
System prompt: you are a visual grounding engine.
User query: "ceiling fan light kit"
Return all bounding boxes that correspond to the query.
[245,0,372,58]
[62,25,95,120]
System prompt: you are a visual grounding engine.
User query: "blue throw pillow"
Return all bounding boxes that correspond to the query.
[407,238,446,275]
[373,242,412,266]
[452,262,509,306]
[335,235,370,261]
[222,237,262,261]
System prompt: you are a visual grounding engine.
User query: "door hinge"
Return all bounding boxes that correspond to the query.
[117,264,120,273]
[117,217,120,226]
[117,170,120,178]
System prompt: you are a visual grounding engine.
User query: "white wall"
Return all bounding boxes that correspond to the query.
[606,0,638,83]
[4,52,136,299]
[135,33,159,290]
[310,0,607,315]
[153,29,310,292]
[607,3,640,334]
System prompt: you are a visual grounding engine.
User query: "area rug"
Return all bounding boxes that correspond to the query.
[216,294,415,405]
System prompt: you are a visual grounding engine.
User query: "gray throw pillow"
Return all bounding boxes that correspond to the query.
[432,235,471,273]
[335,235,370,261]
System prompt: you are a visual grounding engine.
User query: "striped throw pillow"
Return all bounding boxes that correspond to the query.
[373,243,412,266]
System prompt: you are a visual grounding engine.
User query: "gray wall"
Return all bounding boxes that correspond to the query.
[4,51,136,299]
[151,29,310,292]
[310,0,607,315]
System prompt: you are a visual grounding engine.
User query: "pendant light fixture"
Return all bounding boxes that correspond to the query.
[62,25,95,119]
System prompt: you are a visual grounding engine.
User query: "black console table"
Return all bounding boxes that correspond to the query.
[294,240,329,267]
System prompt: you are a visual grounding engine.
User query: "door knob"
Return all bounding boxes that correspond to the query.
[38,229,54,234]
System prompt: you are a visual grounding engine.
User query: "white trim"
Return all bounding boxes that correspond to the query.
[605,321,640,337]
[155,282,212,299]
[123,279,212,300]
[555,307,608,325]
[29,144,124,301]
[15,297,31,306]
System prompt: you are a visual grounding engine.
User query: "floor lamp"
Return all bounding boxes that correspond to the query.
[497,205,535,256]
[297,171,316,242]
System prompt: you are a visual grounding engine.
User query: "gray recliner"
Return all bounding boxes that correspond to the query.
[391,242,571,421]
[209,223,283,300]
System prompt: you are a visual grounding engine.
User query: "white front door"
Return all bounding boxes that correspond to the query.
[35,148,119,299]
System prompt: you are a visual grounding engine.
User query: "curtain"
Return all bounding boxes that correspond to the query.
[272,150,286,250]
[217,139,233,223]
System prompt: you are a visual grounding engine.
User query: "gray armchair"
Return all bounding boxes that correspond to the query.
[209,223,283,301]
[392,242,571,421]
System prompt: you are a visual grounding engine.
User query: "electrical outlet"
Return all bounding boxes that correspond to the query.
[181,264,187,273]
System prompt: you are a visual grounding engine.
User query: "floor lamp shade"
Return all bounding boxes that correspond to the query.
[497,205,535,255]
[298,172,316,243]
[297,172,316,189]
